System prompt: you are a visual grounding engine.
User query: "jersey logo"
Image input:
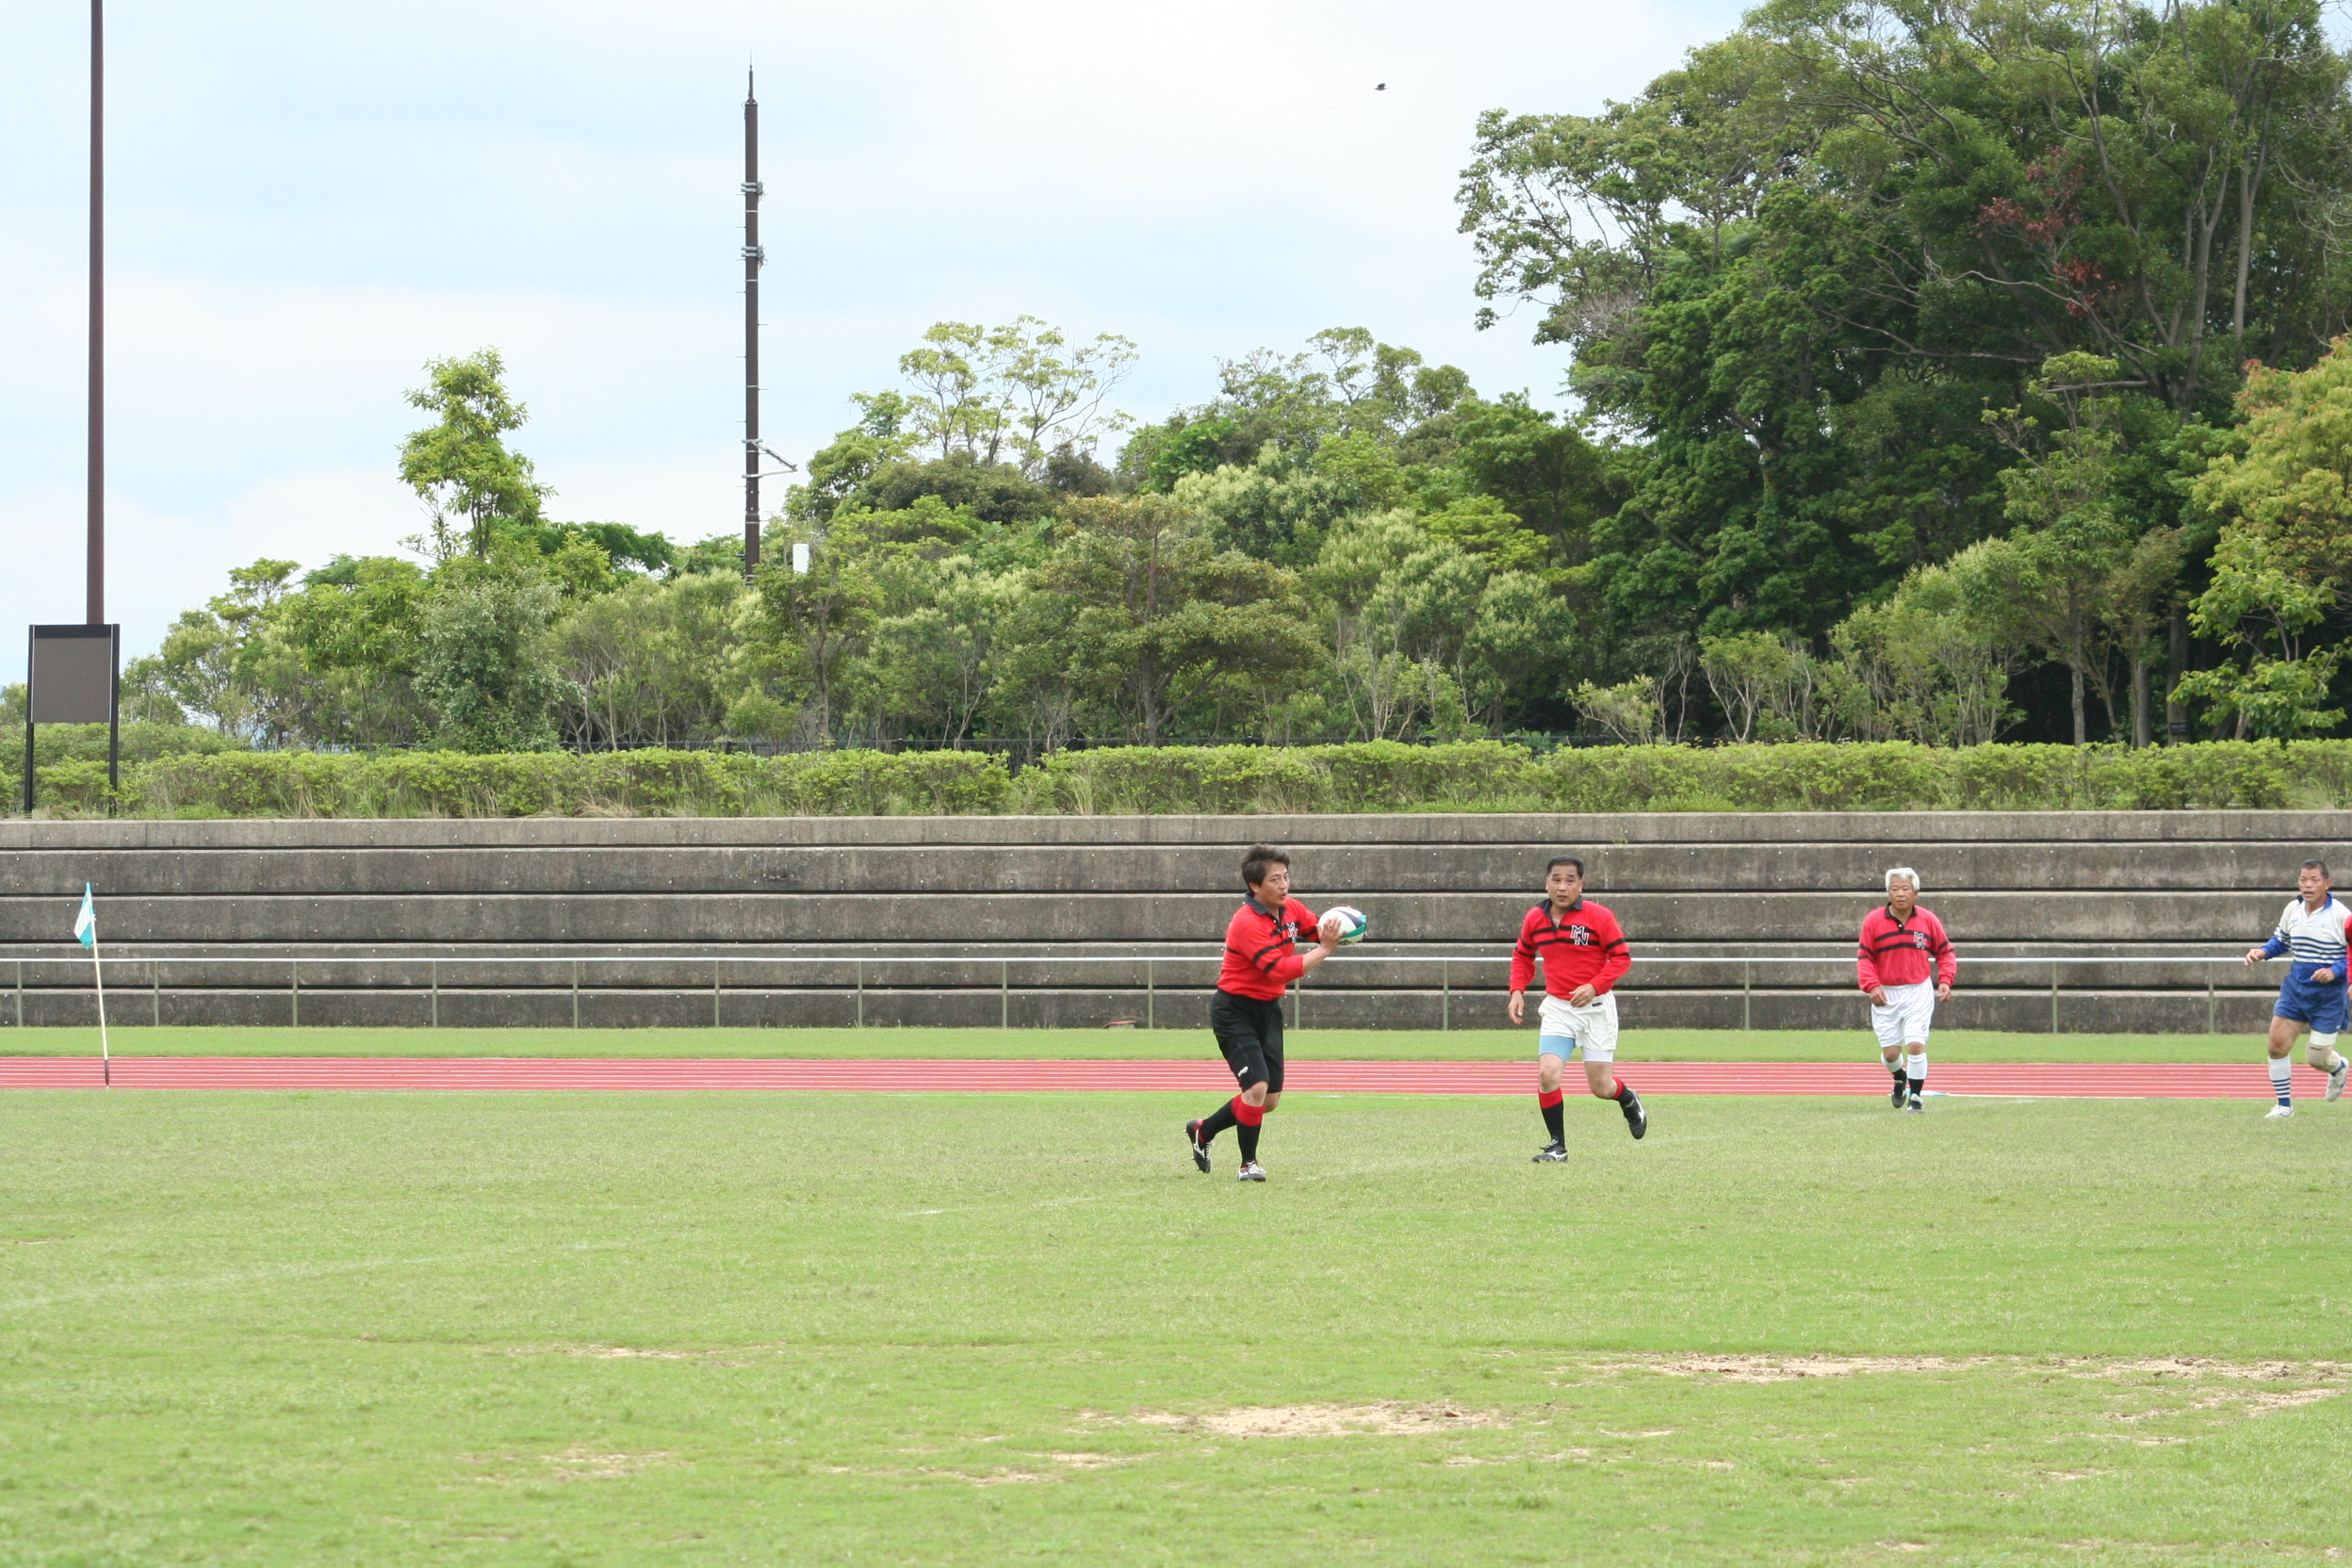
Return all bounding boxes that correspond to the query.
[1567,924,1597,945]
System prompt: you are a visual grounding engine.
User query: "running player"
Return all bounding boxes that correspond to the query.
[2241,858,2352,1119]
[1185,844,1341,1182]
[1856,867,1954,1113]
[1509,855,1645,1157]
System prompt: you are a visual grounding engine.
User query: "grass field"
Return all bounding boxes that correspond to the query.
[3,1087,2348,1565]
[0,1024,2276,1063]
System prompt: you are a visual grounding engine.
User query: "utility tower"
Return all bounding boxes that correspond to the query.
[741,72,763,580]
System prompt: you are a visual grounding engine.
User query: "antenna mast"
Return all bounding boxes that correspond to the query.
[741,71,763,581]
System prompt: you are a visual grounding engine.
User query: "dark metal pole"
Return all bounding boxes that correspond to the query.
[88,0,105,627]
[742,72,762,582]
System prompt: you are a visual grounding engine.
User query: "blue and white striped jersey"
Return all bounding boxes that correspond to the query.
[2262,896,2352,970]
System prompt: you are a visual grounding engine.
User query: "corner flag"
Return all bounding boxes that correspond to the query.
[73,884,108,1084]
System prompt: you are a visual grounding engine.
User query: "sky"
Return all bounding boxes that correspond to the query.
[0,0,1748,677]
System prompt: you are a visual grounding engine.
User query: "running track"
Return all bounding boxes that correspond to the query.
[0,1057,2329,1098]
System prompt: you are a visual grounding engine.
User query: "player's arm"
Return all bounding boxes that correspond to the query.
[1292,903,1341,977]
[1507,912,1537,1024]
[1857,918,1887,1005]
[1577,910,1629,1005]
[2246,913,2291,966]
[1933,916,1955,999]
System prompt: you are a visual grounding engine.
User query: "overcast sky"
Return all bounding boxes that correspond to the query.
[0,0,1745,676]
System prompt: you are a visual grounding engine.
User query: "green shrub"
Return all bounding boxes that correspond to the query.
[12,738,2350,819]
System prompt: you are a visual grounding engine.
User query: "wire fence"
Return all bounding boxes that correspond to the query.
[0,950,2286,1035]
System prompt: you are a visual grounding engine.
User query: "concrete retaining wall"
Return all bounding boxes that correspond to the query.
[1,811,2342,1034]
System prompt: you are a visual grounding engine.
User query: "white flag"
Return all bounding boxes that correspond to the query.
[74,884,95,950]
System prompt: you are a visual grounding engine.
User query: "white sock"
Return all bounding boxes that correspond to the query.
[1905,1050,1927,1084]
[2270,1055,2295,1105]
[2311,1047,2345,1074]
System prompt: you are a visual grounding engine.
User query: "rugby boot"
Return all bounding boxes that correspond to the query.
[1237,1161,1267,1182]
[1531,1140,1569,1163]
[2330,1057,2348,1102]
[1185,1119,1212,1173]
[1890,1065,1910,1108]
[1619,1085,1647,1140]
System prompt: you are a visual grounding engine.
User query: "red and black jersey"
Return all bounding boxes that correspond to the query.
[1509,898,1631,999]
[1217,896,1320,1001]
[1856,905,1955,990]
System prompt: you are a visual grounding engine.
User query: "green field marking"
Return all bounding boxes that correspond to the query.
[0,1022,2273,1062]
[0,1091,2345,1563]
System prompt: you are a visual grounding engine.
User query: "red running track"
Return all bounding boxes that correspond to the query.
[0,1057,2330,1098]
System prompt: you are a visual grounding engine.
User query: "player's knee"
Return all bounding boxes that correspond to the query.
[1261,1091,1282,1114]
[1241,1082,1269,1106]
[2309,1032,2339,1062]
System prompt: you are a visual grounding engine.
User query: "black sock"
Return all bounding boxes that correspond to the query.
[1237,1121,1261,1164]
[1200,1101,1238,1143]
[1908,1075,1924,1097]
[1541,1100,1565,1141]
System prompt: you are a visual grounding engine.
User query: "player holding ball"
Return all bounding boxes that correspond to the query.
[1185,844,1346,1182]
[1510,855,1645,1156]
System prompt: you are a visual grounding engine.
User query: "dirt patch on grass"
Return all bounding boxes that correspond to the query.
[1137,1402,1503,1437]
[547,1447,678,1480]
[1586,1354,1992,1383]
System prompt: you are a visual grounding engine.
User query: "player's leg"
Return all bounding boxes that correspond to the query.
[1871,994,1907,1106]
[1576,996,1644,1139]
[1533,996,1575,1160]
[1190,993,1257,1169]
[1902,987,1932,1111]
[1233,998,1281,1180]
[2264,1008,2302,1118]
[2303,983,2349,1102]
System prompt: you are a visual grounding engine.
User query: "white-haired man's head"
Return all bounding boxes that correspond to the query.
[1884,867,1920,894]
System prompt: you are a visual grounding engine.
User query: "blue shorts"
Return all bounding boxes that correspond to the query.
[2275,966,2348,1032]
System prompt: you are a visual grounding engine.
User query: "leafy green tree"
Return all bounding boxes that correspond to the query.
[2182,340,2352,734]
[555,571,755,750]
[1035,497,1319,742]
[398,350,548,562]
[413,560,572,752]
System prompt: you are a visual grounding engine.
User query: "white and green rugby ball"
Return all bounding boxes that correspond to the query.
[1323,905,1369,945]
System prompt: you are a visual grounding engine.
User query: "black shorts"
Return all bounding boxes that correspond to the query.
[1210,989,1285,1094]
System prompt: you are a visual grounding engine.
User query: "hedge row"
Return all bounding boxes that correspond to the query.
[12,738,2352,818]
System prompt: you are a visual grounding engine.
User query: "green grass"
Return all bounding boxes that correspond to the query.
[0,1024,2272,1062]
[2,1089,2348,1564]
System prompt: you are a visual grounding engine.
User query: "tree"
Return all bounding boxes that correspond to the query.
[413,561,572,752]
[398,350,548,561]
[896,318,1136,476]
[554,572,756,750]
[1035,497,1319,743]
[2182,339,2352,734]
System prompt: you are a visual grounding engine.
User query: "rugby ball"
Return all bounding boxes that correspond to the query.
[1322,906,1369,945]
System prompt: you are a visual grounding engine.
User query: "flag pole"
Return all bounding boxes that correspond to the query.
[92,931,109,1086]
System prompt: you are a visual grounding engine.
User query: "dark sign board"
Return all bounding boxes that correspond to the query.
[29,625,119,724]
[23,625,121,813]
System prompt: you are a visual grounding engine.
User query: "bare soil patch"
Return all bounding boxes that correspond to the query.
[1137,1401,1503,1437]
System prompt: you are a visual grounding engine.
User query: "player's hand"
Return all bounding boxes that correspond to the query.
[1936,981,1952,1002]
[2317,967,2339,984]
[1507,990,1526,1025]
[1569,984,1597,1007]
[1867,984,1889,1006]
[1313,917,1342,953]
[2245,947,2266,965]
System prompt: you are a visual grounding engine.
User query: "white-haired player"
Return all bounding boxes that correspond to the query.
[2242,858,2352,1119]
[1856,867,1955,1112]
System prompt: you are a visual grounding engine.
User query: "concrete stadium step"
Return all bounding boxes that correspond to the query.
[0,810,2341,1032]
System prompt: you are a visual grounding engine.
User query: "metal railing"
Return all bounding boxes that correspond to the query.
[1,950,2286,1034]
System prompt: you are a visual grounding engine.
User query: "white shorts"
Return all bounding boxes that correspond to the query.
[1536,991,1619,1065]
[1870,980,1936,1052]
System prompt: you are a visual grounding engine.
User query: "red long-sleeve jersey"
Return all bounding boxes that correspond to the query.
[1217,897,1320,1001]
[1856,905,1956,990]
[1509,899,1631,999]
